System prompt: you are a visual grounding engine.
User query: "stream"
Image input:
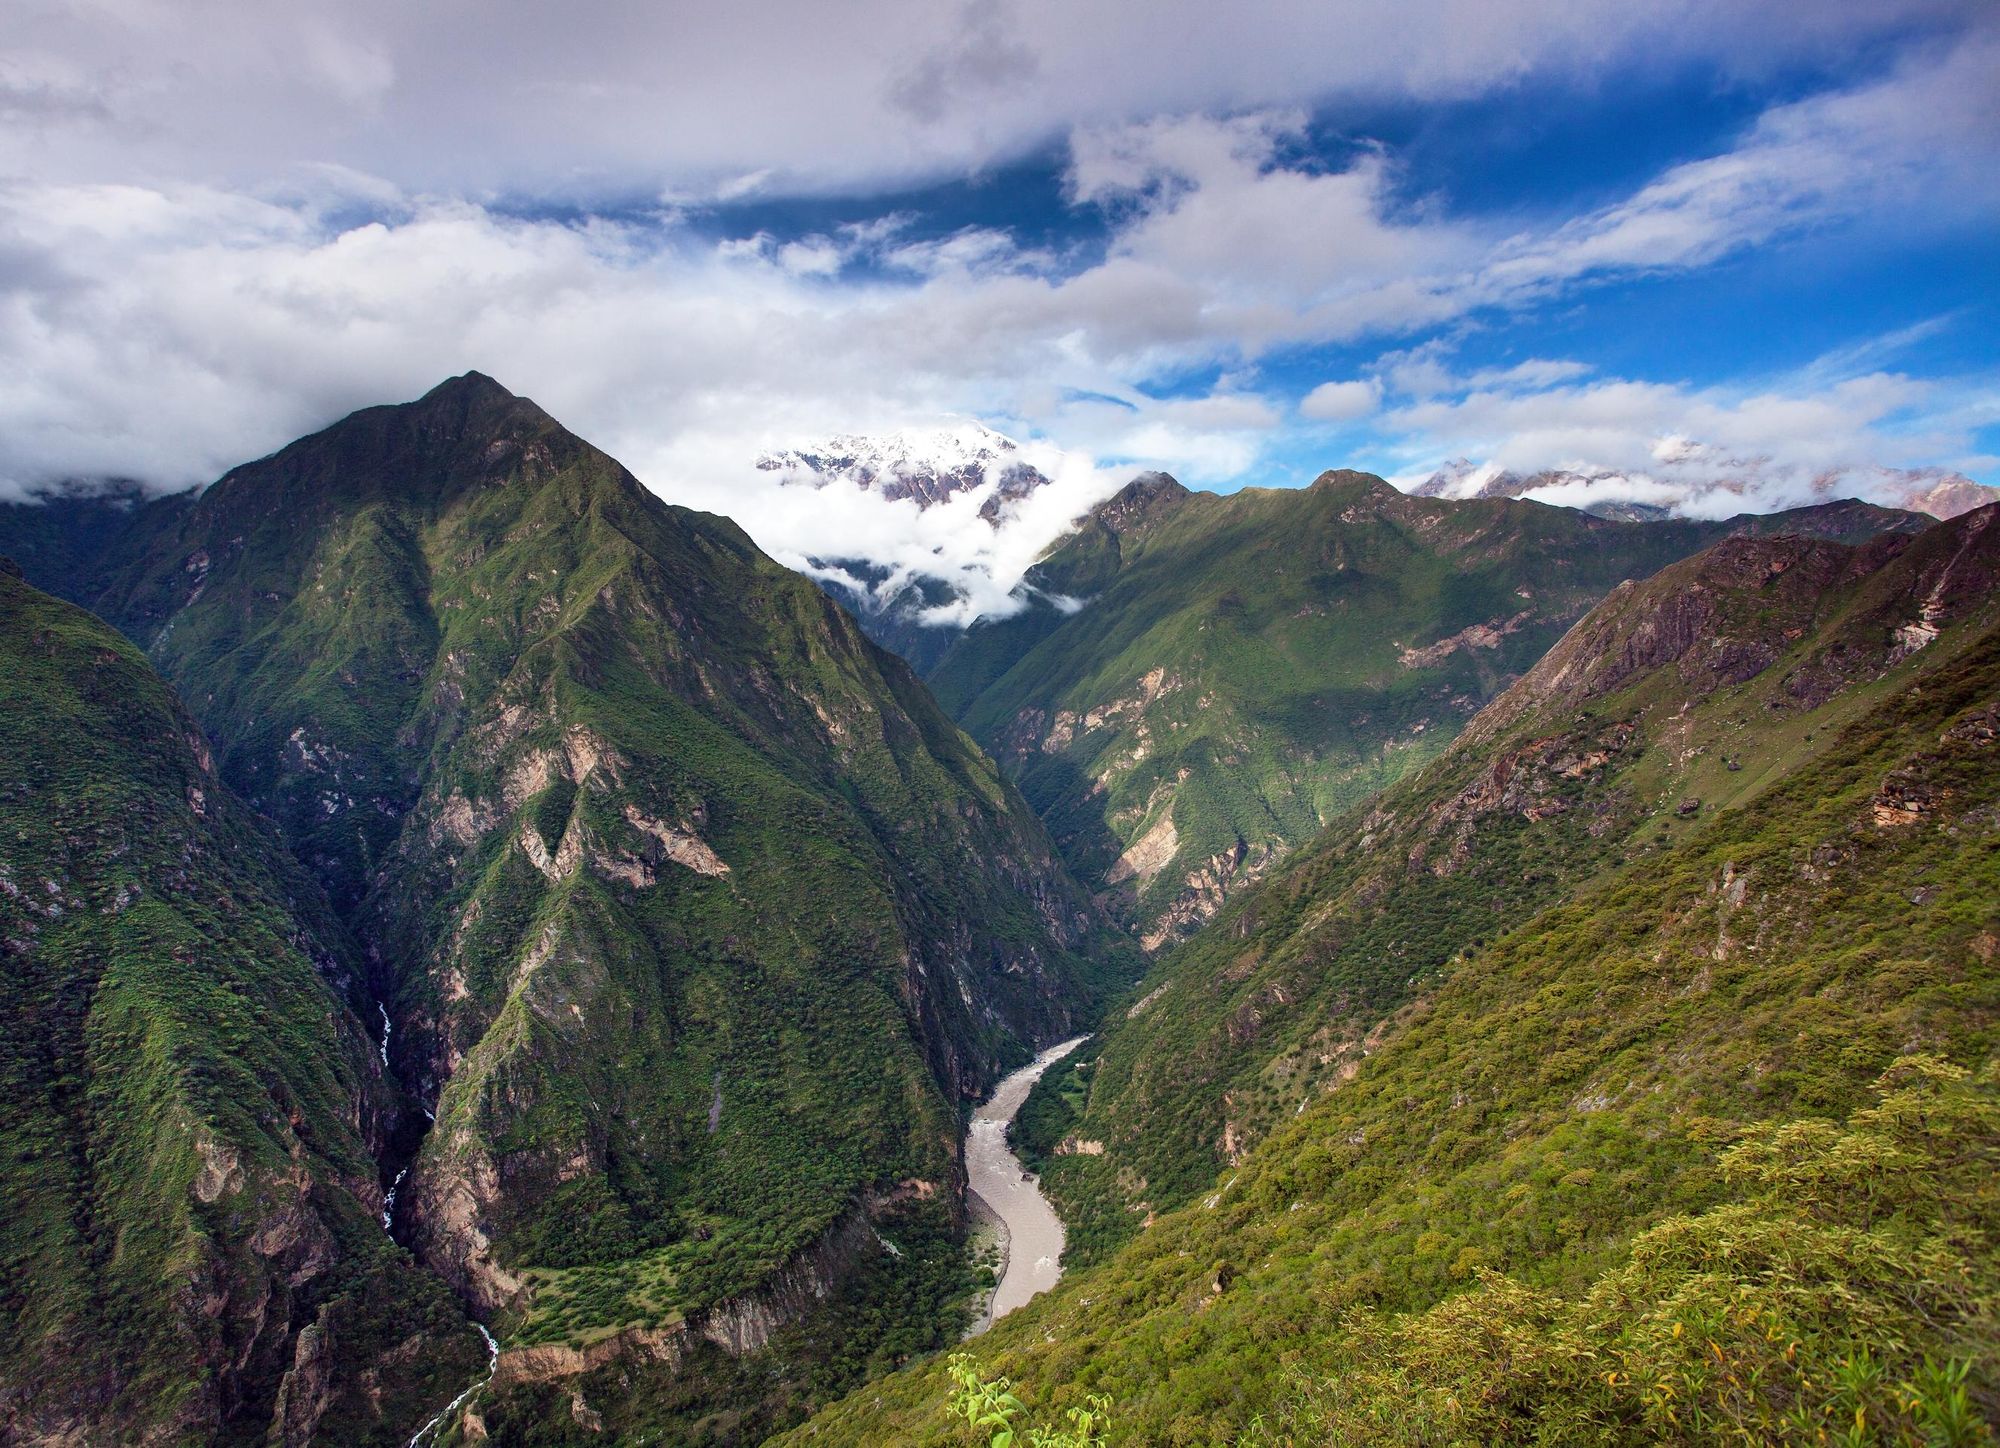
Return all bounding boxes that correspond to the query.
[407,1323,498,1448]
[965,1036,1087,1331]
[376,996,495,1446]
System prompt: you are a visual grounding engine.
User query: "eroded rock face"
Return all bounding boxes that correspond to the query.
[1106,811,1178,886]
[620,803,729,877]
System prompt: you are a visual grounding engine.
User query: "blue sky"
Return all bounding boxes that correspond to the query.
[616,20,1998,497]
[0,0,1994,598]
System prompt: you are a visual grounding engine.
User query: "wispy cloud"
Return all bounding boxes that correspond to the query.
[1370,339,2000,513]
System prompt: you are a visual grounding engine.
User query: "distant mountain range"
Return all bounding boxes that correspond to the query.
[758,421,1052,519]
[751,425,1997,677]
[1411,452,2000,520]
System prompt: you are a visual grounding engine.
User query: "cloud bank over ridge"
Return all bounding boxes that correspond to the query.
[0,1,1994,614]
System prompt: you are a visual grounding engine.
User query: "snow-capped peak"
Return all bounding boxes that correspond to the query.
[1405,447,1997,521]
[756,420,1052,518]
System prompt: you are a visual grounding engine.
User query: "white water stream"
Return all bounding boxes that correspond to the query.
[382,1166,408,1231]
[375,994,494,1445]
[407,1323,499,1448]
[965,1036,1087,1329]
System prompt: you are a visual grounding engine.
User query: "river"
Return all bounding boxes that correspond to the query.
[965,1035,1088,1331]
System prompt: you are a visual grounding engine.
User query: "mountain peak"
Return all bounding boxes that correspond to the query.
[757,421,1051,517]
[1308,468,1398,498]
[1096,470,1188,519]
[419,369,517,404]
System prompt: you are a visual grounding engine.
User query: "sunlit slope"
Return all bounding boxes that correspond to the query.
[776,507,2000,1444]
[932,469,1918,950]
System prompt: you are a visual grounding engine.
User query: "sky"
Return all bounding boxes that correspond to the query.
[2,0,1996,611]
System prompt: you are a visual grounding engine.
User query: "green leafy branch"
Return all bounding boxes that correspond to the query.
[947,1354,1114,1448]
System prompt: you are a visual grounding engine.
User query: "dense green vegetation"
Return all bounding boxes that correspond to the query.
[1018,521,2000,1268]
[3,379,1981,1447]
[0,374,1137,1441]
[966,1057,1996,1446]
[1262,1054,1995,1444]
[775,510,2000,1444]
[930,470,1917,949]
[0,566,484,1444]
[946,1352,1114,1447]
[0,482,194,610]
[475,1197,984,1446]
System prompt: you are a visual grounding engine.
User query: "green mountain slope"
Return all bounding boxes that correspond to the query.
[932,471,1921,950]
[1027,509,2000,1264]
[19,374,1132,1440]
[0,564,483,1445]
[0,482,196,610]
[776,505,2000,1444]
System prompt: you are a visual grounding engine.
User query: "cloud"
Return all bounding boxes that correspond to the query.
[2,0,1977,197]
[0,6,1991,607]
[1386,369,1949,478]
[1374,349,2000,514]
[1300,378,1382,421]
[692,439,1130,628]
[1469,33,2000,306]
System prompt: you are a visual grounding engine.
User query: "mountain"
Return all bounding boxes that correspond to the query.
[774,503,2000,1445]
[757,422,1051,520]
[928,469,1923,950]
[1017,503,1998,1259]
[1413,453,2000,520]
[758,423,1055,669]
[3,375,1133,1441]
[0,480,196,600]
[0,563,485,1445]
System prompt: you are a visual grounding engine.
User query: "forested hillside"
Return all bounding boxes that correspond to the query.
[932,470,1919,950]
[779,508,2000,1443]
[0,377,1135,1443]
[0,565,486,1444]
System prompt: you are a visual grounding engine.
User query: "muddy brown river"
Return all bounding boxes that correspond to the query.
[965,1036,1087,1327]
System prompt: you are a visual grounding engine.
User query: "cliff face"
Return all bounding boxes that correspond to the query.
[17,376,1132,1425]
[0,568,484,1446]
